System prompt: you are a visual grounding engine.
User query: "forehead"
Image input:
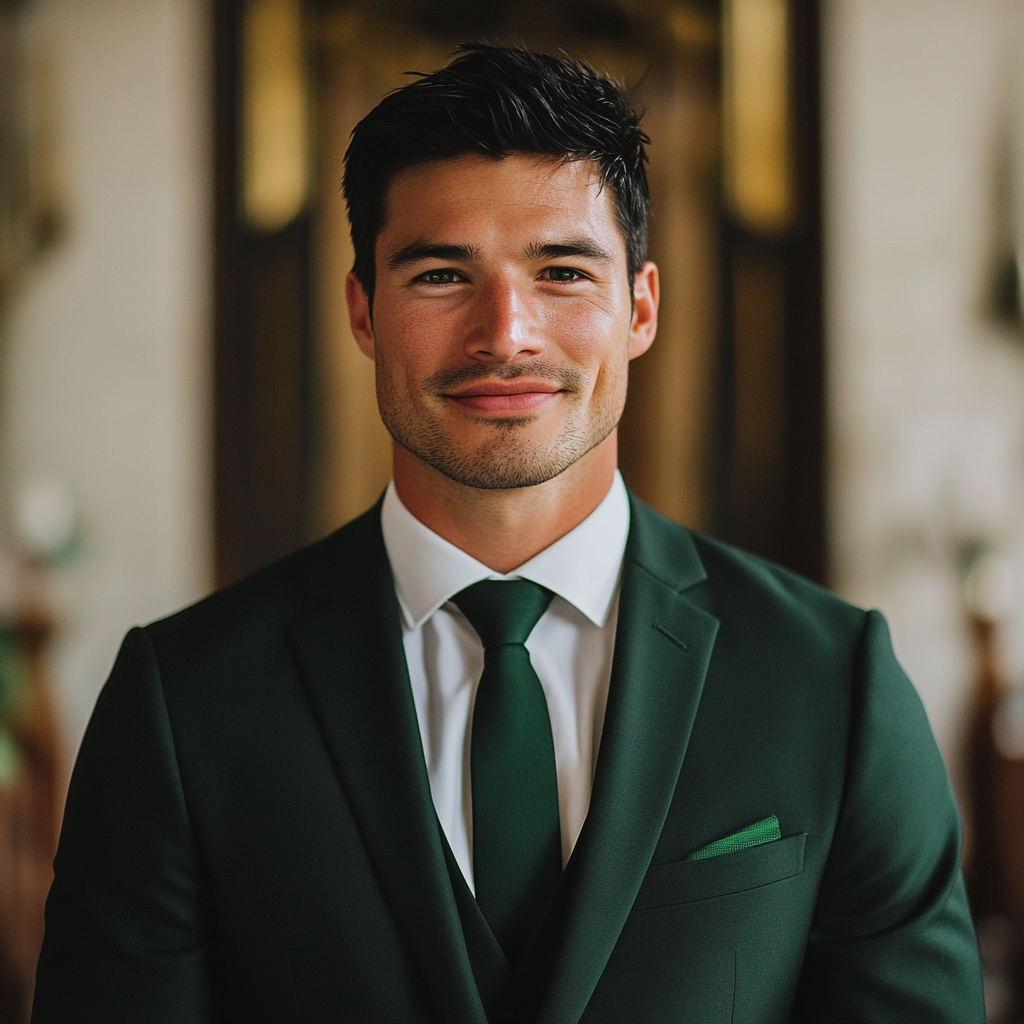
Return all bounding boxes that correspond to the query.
[380,154,621,249]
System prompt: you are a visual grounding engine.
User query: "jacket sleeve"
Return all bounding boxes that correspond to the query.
[790,610,984,1023]
[32,627,209,1024]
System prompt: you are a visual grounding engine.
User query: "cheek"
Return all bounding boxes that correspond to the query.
[374,310,442,381]
[544,303,630,385]
[548,292,626,348]
[596,349,631,411]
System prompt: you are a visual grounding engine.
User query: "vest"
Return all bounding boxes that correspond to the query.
[441,835,568,1023]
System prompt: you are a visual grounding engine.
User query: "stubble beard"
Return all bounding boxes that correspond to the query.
[376,359,624,490]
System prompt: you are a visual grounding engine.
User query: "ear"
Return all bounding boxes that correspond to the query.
[345,272,376,360]
[628,261,659,360]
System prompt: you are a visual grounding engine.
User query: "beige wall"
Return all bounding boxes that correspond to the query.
[2,0,212,766]
[825,0,1024,792]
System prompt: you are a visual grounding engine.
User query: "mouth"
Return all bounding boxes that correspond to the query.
[445,380,562,414]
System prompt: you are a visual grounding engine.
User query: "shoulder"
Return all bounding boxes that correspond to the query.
[626,494,867,660]
[141,501,388,677]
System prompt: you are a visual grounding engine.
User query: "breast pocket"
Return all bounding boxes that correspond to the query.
[633,833,807,910]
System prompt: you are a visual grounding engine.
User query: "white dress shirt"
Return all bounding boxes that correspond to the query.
[381,472,630,891]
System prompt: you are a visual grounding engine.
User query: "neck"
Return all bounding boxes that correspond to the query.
[392,432,619,574]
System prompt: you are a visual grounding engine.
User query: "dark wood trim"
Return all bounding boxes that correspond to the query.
[786,0,826,585]
[714,0,825,585]
[212,0,238,588]
[214,0,312,586]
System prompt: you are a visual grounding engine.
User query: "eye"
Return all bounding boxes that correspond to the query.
[545,267,586,282]
[420,269,463,285]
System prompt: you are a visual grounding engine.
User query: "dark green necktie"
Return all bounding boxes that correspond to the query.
[451,579,562,959]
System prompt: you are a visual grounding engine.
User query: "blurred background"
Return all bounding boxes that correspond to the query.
[1,0,1024,1019]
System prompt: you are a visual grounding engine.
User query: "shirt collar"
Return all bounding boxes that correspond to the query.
[381,472,630,631]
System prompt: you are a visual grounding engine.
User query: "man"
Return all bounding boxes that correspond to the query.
[34,45,982,1023]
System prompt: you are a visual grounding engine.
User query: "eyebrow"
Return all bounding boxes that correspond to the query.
[386,242,480,269]
[386,237,614,272]
[523,238,614,262]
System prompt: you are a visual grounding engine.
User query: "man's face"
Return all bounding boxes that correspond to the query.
[346,154,657,489]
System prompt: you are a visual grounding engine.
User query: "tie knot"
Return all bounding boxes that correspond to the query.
[451,579,554,649]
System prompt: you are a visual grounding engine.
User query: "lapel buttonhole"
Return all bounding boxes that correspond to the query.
[654,623,689,651]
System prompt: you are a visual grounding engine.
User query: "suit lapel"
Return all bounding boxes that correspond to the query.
[538,499,720,1024]
[288,509,486,1024]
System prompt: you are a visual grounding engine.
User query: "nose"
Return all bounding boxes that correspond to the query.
[463,274,545,363]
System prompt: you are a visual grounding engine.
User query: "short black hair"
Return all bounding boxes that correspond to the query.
[343,43,650,304]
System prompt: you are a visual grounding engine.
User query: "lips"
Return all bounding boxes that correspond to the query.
[446,380,561,414]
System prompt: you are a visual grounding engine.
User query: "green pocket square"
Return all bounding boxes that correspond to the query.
[684,815,781,862]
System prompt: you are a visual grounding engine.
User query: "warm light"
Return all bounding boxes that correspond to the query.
[722,0,792,234]
[241,0,309,232]
[666,4,719,50]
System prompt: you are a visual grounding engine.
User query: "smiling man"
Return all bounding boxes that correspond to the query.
[352,153,655,573]
[33,45,982,1024]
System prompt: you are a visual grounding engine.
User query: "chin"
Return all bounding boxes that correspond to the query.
[439,465,570,491]
[422,426,609,491]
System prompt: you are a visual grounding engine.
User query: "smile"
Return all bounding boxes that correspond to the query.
[445,381,562,414]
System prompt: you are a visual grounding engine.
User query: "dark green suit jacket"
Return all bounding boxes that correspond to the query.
[33,496,983,1023]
